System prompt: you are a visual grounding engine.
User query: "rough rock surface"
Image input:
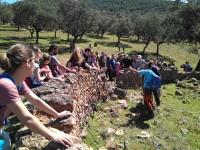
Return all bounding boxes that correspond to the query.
[15,70,112,149]
[116,68,200,89]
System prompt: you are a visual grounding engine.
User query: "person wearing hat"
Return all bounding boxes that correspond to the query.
[136,55,145,70]
[121,54,132,68]
[181,61,193,72]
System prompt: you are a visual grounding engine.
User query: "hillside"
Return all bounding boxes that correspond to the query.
[91,0,176,14]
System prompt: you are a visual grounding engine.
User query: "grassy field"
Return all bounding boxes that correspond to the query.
[1,24,200,150]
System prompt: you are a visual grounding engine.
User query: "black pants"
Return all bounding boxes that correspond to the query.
[107,69,116,82]
[153,90,160,106]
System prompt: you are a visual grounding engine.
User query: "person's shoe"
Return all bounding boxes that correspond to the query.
[156,104,160,110]
[148,110,155,118]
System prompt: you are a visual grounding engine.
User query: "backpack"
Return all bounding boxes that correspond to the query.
[24,77,35,89]
[145,73,162,90]
[0,74,23,126]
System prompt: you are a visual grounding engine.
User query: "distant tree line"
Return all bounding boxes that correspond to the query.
[0,0,200,55]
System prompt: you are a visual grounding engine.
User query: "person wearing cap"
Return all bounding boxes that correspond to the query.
[121,54,132,68]
[181,61,193,72]
[48,43,76,77]
[136,55,145,70]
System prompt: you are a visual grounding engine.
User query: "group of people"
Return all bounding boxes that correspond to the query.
[0,42,194,149]
[0,43,74,149]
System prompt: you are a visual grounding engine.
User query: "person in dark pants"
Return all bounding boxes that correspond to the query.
[149,62,161,107]
[108,54,116,82]
[129,63,156,117]
[106,56,111,80]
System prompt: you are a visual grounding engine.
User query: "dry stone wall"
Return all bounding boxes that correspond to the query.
[15,70,111,150]
[116,68,200,89]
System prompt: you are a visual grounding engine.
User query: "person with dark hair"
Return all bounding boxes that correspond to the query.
[99,52,107,69]
[148,62,161,107]
[121,54,132,68]
[48,43,76,77]
[83,47,92,66]
[129,62,158,117]
[181,61,192,72]
[108,54,116,82]
[131,55,137,69]
[168,60,175,67]
[0,44,73,149]
[40,53,65,82]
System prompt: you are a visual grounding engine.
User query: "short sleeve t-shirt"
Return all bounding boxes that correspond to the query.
[0,79,30,127]
[48,55,59,70]
[122,58,132,68]
[138,69,156,88]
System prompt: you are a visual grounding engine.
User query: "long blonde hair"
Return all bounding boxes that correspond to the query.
[69,47,83,63]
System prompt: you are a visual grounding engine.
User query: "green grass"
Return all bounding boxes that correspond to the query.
[1,24,200,149]
[84,83,200,149]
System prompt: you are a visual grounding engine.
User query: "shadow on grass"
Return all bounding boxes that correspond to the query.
[2,37,32,42]
[121,38,144,44]
[126,102,155,129]
[128,50,174,62]
[0,42,17,50]
[0,28,23,32]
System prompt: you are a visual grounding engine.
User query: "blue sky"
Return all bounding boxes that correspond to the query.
[1,0,18,4]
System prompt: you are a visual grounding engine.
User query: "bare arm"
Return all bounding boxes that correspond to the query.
[67,62,78,70]
[55,61,76,73]
[46,71,65,82]
[34,67,46,82]
[129,67,138,74]
[7,101,73,147]
[24,91,73,118]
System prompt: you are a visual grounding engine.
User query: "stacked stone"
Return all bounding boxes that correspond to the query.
[15,70,109,149]
[116,68,142,89]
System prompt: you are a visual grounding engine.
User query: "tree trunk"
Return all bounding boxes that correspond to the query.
[118,36,120,43]
[67,33,70,41]
[79,35,83,42]
[137,35,139,41]
[72,36,78,48]
[142,42,149,55]
[194,59,200,71]
[156,43,160,55]
[36,31,39,44]
[30,30,34,38]
[54,29,58,38]
[17,26,20,31]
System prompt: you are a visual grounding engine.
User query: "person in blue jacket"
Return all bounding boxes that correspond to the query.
[181,61,192,72]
